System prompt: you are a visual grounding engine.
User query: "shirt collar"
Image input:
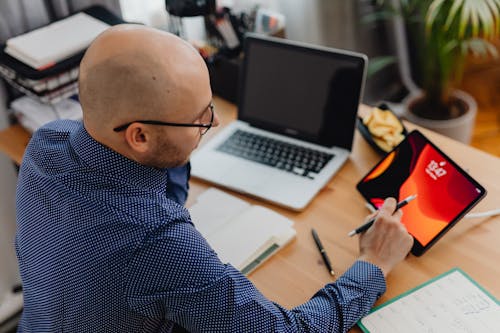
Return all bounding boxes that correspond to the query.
[70,122,169,192]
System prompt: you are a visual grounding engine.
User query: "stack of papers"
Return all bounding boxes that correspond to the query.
[5,12,109,70]
[11,96,82,133]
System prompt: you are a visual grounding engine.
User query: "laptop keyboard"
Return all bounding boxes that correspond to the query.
[216,130,334,179]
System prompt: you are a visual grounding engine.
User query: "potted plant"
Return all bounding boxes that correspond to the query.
[370,0,500,143]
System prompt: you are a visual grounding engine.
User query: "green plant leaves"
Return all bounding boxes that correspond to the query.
[361,10,397,24]
[426,0,446,32]
[444,0,464,31]
[462,38,499,57]
[365,0,500,118]
[367,56,397,78]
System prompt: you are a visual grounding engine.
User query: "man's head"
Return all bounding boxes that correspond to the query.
[79,24,218,168]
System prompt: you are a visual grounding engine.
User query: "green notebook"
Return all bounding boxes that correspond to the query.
[359,268,499,332]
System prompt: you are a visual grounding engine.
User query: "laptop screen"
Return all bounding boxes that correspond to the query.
[238,35,367,150]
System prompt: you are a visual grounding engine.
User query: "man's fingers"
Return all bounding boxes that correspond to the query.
[392,208,403,220]
[379,197,397,216]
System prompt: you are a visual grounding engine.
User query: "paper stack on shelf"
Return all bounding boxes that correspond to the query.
[0,5,124,105]
[0,64,80,104]
[5,12,110,70]
[11,96,82,133]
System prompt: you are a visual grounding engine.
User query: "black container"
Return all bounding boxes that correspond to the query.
[356,103,408,155]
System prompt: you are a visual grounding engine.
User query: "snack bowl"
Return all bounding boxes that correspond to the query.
[356,103,408,155]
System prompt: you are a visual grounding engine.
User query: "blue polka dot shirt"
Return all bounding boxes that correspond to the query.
[16,120,386,332]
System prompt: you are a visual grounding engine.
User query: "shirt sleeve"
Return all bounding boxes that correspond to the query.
[125,220,386,333]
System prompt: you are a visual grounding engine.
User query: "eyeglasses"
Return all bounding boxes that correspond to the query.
[113,103,215,135]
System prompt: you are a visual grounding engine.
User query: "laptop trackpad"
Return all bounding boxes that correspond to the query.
[224,163,272,192]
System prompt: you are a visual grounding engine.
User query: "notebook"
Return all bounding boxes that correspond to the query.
[189,188,296,275]
[191,34,367,210]
[358,268,500,332]
[5,12,110,70]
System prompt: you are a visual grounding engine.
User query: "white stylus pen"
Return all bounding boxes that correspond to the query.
[348,194,417,237]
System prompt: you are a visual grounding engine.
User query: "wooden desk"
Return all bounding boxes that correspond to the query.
[1,97,499,331]
[191,98,500,331]
[0,124,31,165]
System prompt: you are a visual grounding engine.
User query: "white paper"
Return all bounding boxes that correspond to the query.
[360,269,500,332]
[189,188,295,271]
[6,12,109,69]
[11,96,83,133]
[205,205,293,268]
[189,188,250,237]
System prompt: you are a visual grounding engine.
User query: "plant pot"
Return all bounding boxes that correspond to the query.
[399,90,477,144]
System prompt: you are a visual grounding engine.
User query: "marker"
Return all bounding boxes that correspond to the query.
[348,194,417,237]
[311,228,335,276]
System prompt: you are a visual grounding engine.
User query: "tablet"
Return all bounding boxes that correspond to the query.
[356,130,487,256]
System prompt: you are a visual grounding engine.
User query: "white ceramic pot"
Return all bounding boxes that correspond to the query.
[394,90,478,144]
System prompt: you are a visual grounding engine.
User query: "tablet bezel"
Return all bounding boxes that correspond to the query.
[356,130,487,256]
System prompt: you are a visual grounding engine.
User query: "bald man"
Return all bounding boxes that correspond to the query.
[16,25,412,332]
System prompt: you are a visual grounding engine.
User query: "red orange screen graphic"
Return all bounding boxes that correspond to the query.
[358,132,483,247]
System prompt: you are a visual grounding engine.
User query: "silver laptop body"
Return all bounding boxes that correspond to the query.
[191,34,367,211]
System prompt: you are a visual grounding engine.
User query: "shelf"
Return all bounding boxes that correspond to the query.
[0,5,124,105]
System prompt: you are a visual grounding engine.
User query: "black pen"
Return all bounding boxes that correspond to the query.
[311,228,335,276]
[348,194,418,237]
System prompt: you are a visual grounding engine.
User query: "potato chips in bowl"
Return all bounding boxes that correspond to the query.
[357,104,407,154]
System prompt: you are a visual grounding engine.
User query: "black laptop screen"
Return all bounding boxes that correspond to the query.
[238,35,366,150]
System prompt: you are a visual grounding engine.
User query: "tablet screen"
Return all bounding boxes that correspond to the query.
[356,130,486,255]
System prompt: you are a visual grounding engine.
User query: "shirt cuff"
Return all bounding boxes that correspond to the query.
[342,260,386,300]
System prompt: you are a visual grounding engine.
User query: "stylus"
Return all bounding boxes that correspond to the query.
[465,209,500,218]
[348,194,418,237]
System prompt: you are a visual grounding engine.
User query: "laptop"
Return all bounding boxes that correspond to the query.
[191,34,367,211]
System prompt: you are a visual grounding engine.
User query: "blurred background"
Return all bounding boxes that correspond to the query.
[120,0,500,156]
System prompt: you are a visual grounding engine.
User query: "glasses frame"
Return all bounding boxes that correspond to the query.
[113,103,214,135]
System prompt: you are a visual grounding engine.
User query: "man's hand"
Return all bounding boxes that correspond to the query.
[358,197,413,277]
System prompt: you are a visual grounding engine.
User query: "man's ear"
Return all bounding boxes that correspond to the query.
[123,123,152,154]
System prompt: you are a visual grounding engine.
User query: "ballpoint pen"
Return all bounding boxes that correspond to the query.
[311,228,335,276]
[348,194,417,237]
